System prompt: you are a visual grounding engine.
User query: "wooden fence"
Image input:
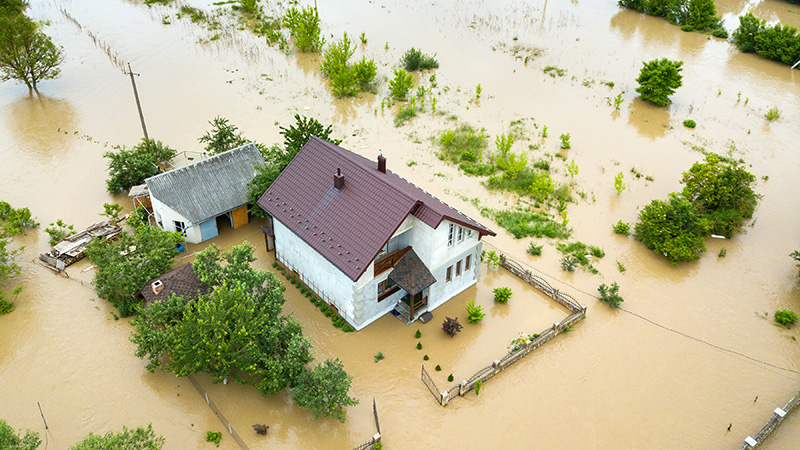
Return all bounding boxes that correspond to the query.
[742,389,800,449]
[422,250,587,406]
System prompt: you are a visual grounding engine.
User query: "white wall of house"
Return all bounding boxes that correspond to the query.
[150,196,203,244]
[273,219,360,324]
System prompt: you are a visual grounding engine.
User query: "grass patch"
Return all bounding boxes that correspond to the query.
[480,208,571,239]
[543,65,566,77]
[435,125,494,176]
[394,106,417,127]
[556,241,604,274]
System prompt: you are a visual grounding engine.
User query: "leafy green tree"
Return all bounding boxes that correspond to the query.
[680,153,757,237]
[130,293,188,372]
[45,219,74,246]
[197,116,247,155]
[635,58,683,107]
[103,139,177,193]
[686,0,719,30]
[291,358,359,422]
[388,68,414,100]
[0,200,37,314]
[283,6,324,52]
[791,250,800,279]
[634,194,710,264]
[68,424,164,450]
[0,0,27,17]
[733,12,767,53]
[319,33,375,97]
[0,419,40,450]
[774,310,798,327]
[86,227,178,317]
[246,116,341,217]
[0,15,64,91]
[753,23,800,66]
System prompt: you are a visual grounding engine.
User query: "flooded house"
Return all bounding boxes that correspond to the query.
[143,143,264,244]
[258,137,495,330]
[138,263,209,306]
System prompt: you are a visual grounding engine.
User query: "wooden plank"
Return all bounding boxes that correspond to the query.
[230,205,249,229]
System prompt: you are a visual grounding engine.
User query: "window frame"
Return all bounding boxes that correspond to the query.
[465,255,471,271]
[377,278,399,301]
[446,266,452,282]
[456,260,462,276]
[448,223,455,247]
[174,220,186,234]
[457,226,464,243]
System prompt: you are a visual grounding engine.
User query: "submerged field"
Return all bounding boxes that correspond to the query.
[1,0,800,448]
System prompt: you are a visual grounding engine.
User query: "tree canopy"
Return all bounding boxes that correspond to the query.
[197,116,248,155]
[635,58,683,107]
[0,419,41,450]
[0,200,38,314]
[103,138,177,193]
[290,358,359,423]
[86,223,179,317]
[68,425,164,450]
[0,14,64,91]
[634,194,710,264]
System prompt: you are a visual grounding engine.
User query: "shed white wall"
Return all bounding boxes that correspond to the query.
[150,196,202,244]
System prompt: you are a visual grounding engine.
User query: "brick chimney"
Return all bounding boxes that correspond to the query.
[377,154,386,173]
[151,279,164,294]
[334,168,345,190]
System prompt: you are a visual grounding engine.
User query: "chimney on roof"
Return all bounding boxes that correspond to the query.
[377,154,386,173]
[151,280,164,295]
[334,168,345,190]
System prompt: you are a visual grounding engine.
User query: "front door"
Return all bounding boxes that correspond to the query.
[409,292,428,320]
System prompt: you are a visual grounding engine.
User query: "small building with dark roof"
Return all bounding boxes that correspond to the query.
[145,143,264,244]
[139,263,209,306]
[258,137,495,330]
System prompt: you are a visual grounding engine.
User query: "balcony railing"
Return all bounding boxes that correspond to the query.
[374,246,411,276]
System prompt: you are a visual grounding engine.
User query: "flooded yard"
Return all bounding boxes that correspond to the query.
[1,0,800,448]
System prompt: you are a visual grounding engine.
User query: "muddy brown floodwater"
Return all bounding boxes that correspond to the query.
[1,0,800,448]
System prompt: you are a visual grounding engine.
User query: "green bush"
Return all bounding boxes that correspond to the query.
[466,299,485,323]
[320,33,376,97]
[527,242,543,256]
[636,58,683,107]
[634,194,710,264]
[283,6,324,52]
[480,207,570,240]
[559,133,571,149]
[775,310,798,326]
[416,341,422,350]
[415,329,422,338]
[441,316,463,337]
[597,282,624,308]
[612,220,631,235]
[493,287,512,304]
[683,119,696,128]
[45,219,75,246]
[401,47,439,71]
[388,68,414,100]
[423,354,429,360]
[435,364,442,371]
[206,431,222,447]
[560,255,578,272]
[557,241,604,274]
[474,379,482,396]
[448,373,454,382]
[765,107,781,121]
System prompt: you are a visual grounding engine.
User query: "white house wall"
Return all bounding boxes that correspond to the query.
[150,196,202,244]
[273,219,360,325]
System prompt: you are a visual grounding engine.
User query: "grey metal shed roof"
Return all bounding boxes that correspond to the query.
[145,143,264,224]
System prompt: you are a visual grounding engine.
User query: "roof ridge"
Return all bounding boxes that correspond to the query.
[147,142,257,182]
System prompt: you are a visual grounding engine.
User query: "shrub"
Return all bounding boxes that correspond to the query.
[401,47,439,71]
[561,255,578,272]
[557,241,604,273]
[683,119,696,128]
[252,424,269,435]
[635,58,683,107]
[711,28,728,38]
[634,194,710,264]
[416,341,422,350]
[283,6,324,52]
[775,310,799,326]
[394,106,417,127]
[792,251,800,279]
[423,354,429,360]
[597,282,624,308]
[474,379,482,396]
[206,431,222,447]
[466,299,485,323]
[765,107,781,121]
[415,329,422,338]
[527,242,543,256]
[493,287,512,304]
[559,133,571,149]
[374,351,384,363]
[448,373,454,382]
[482,250,502,268]
[480,208,570,240]
[320,33,376,97]
[435,364,441,371]
[45,219,75,246]
[613,220,631,235]
[442,316,463,337]
[388,68,414,100]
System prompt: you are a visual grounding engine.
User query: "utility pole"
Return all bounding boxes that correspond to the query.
[126,62,149,140]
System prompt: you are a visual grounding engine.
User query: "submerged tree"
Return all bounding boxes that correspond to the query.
[290,358,359,423]
[635,58,683,107]
[0,15,64,91]
[634,194,710,264]
[103,138,177,193]
[0,419,41,450]
[283,6,324,52]
[197,116,248,155]
[319,33,377,97]
[68,424,164,450]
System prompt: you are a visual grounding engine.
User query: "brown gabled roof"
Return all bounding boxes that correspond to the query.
[257,137,495,282]
[140,263,209,306]
[388,249,436,296]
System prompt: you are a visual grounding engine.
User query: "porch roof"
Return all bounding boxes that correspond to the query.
[388,249,436,296]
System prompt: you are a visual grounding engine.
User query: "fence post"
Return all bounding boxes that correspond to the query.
[441,391,448,406]
[460,380,467,397]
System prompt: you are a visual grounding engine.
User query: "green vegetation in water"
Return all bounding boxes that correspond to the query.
[718,247,727,258]
[394,105,418,127]
[206,431,222,447]
[401,47,439,71]
[612,220,631,236]
[559,133,571,149]
[765,107,781,121]
[598,281,624,308]
[466,299,486,323]
[774,310,798,327]
[388,68,414,100]
[616,260,626,272]
[45,219,75,246]
[683,119,696,128]
[556,241,605,274]
[543,65,566,77]
[442,316,463,337]
[636,58,683,107]
[733,12,800,67]
[614,172,626,194]
[283,6,324,52]
[436,125,492,176]
[480,208,571,239]
[320,33,377,97]
[527,242,543,256]
[493,287,513,304]
[619,0,727,37]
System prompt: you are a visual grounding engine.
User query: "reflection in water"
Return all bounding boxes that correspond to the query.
[627,97,671,139]
[5,95,78,159]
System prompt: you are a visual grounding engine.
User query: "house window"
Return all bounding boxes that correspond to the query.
[446,266,452,282]
[465,255,472,271]
[378,278,398,301]
[377,242,389,257]
[457,226,464,243]
[456,260,462,276]
[174,220,186,234]
[467,229,473,238]
[448,223,455,247]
